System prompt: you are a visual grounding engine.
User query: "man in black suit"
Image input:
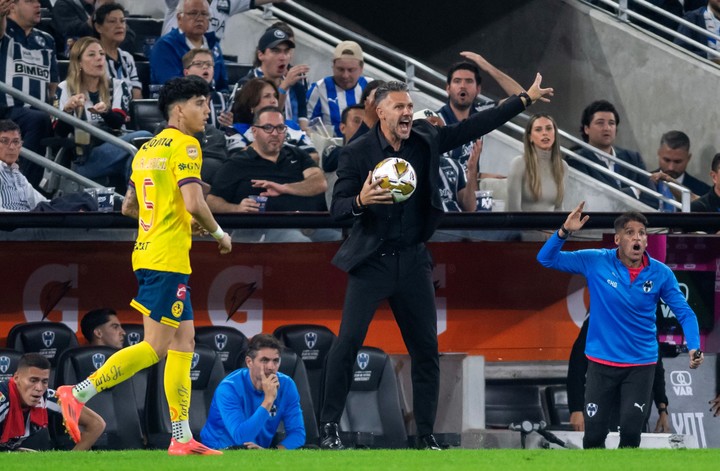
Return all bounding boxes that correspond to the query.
[691,153,720,212]
[649,130,710,211]
[318,77,553,450]
[570,100,655,207]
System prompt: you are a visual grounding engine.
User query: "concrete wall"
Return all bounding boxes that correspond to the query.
[424,0,720,185]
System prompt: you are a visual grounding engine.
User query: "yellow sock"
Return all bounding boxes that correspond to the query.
[74,340,159,403]
[165,349,193,443]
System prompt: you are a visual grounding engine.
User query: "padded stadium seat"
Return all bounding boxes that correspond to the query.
[545,385,572,430]
[277,348,318,446]
[122,323,145,348]
[7,322,79,385]
[194,326,249,374]
[273,324,336,420]
[145,344,224,449]
[135,61,151,98]
[130,99,164,132]
[226,63,253,86]
[0,348,23,383]
[52,346,146,450]
[484,383,547,429]
[338,347,408,448]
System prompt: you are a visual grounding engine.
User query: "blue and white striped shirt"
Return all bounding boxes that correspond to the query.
[306,75,369,137]
[0,19,59,108]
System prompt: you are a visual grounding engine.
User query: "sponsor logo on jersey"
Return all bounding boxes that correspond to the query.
[643,280,653,293]
[171,301,184,318]
[14,62,50,80]
[178,162,201,172]
[186,145,199,159]
[176,284,187,300]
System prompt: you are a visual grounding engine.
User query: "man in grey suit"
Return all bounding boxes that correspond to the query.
[570,100,655,206]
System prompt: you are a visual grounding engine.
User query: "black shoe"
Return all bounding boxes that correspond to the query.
[319,422,345,449]
[418,434,442,450]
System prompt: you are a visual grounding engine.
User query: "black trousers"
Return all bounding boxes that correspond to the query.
[320,244,440,437]
[583,361,655,448]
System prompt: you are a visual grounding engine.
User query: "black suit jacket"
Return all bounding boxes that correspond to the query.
[330,95,525,272]
[650,168,710,198]
[570,146,655,207]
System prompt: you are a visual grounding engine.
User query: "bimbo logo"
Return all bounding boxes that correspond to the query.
[214,334,227,351]
[670,370,693,396]
[356,352,369,370]
[92,353,106,370]
[191,353,200,370]
[304,332,317,350]
[42,331,55,348]
[0,356,10,374]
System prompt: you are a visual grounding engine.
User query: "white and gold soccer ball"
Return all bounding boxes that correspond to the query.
[372,157,417,203]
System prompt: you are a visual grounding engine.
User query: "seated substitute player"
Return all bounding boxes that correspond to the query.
[200,334,305,450]
[80,308,126,349]
[1,353,104,451]
[537,203,703,448]
[56,76,232,456]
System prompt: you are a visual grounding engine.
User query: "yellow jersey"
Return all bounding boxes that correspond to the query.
[129,127,203,274]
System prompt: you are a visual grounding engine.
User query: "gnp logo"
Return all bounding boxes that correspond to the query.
[304,332,317,350]
[207,266,263,338]
[22,264,79,329]
[670,370,693,396]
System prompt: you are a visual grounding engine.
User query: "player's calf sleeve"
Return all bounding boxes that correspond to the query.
[74,340,160,403]
[165,350,194,442]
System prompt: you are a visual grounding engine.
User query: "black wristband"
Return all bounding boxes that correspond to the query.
[658,407,668,414]
[558,225,570,239]
[518,92,532,108]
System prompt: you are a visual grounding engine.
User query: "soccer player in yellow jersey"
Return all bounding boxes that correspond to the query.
[57,76,232,456]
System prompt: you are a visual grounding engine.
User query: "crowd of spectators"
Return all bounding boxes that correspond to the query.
[0,0,718,222]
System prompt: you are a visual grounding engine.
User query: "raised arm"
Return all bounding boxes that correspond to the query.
[459,51,524,97]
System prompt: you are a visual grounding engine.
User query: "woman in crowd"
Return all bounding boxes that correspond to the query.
[226,78,317,161]
[54,37,151,193]
[94,3,142,100]
[507,113,567,212]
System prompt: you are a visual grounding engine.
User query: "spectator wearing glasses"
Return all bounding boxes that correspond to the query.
[151,0,228,91]
[0,119,48,211]
[208,106,335,242]
[161,0,287,41]
[226,78,316,161]
[182,48,233,129]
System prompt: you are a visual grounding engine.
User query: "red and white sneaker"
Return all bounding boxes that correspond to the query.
[168,438,223,456]
[56,385,85,444]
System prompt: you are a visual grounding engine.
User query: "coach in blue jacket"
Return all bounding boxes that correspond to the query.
[537,202,703,449]
[201,334,305,450]
[318,75,553,450]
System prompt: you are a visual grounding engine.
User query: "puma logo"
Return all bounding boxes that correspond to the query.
[634,402,645,413]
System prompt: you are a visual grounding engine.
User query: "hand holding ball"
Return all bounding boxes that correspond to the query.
[371,158,417,203]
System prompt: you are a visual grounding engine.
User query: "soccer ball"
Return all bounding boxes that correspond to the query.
[372,157,417,203]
